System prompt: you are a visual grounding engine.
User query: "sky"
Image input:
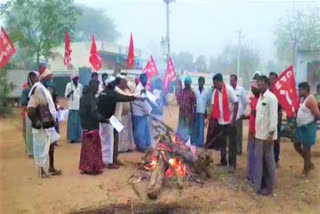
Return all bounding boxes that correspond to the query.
[1,0,319,63]
[74,0,319,63]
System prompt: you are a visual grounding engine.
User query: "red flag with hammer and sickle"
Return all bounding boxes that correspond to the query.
[0,27,15,69]
[163,57,176,93]
[271,65,300,118]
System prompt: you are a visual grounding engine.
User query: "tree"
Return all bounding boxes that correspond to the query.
[208,44,260,88]
[194,55,207,72]
[171,51,194,71]
[274,9,320,65]
[0,0,80,66]
[74,5,119,42]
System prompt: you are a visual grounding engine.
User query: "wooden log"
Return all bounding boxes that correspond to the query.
[147,155,167,200]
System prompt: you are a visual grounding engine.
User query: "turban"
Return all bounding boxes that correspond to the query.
[184,76,192,85]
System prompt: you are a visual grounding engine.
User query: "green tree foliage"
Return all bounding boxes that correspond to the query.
[208,44,260,88]
[0,0,80,66]
[75,5,120,42]
[274,9,320,65]
[0,65,12,116]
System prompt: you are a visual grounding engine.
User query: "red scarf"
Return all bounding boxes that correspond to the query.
[212,83,230,122]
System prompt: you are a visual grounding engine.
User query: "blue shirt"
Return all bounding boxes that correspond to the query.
[195,88,211,114]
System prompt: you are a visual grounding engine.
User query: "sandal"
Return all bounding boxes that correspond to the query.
[48,169,62,176]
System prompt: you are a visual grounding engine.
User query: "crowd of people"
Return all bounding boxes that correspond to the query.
[20,65,320,196]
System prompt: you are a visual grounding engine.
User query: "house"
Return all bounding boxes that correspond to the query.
[296,49,320,90]
[47,41,147,72]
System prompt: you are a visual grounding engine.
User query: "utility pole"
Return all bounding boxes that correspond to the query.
[164,0,175,60]
[237,30,241,78]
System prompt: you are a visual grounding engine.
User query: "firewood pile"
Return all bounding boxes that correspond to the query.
[132,117,216,200]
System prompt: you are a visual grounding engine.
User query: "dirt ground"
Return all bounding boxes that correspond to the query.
[1,105,320,214]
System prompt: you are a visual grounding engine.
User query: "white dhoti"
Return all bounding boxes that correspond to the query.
[99,123,114,165]
[32,128,60,168]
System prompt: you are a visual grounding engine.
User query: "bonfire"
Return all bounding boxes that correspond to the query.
[131,117,215,200]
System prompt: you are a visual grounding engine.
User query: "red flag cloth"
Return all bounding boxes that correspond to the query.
[163,57,176,93]
[143,56,158,89]
[212,83,230,122]
[0,27,15,69]
[271,65,299,118]
[64,31,72,66]
[127,33,135,69]
[89,35,102,71]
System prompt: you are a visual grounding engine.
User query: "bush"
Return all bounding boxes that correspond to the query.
[0,66,12,116]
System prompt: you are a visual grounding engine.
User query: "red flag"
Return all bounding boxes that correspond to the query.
[127,33,135,69]
[89,35,102,71]
[271,65,299,118]
[143,56,158,90]
[0,27,15,69]
[163,57,176,93]
[64,31,72,67]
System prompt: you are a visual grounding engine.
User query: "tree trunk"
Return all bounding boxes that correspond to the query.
[147,155,166,200]
[36,51,40,67]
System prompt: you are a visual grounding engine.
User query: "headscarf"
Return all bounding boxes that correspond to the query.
[184,76,192,85]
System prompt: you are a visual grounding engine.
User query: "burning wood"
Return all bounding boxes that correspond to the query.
[136,117,215,200]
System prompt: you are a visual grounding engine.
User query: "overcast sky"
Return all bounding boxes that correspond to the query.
[1,0,319,63]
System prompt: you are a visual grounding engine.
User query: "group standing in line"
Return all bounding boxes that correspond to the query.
[21,66,320,197]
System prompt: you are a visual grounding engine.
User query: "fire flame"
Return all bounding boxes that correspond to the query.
[144,154,158,171]
[165,158,187,178]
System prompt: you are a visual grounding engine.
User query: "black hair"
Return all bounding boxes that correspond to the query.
[198,76,205,83]
[28,71,37,79]
[230,74,238,81]
[102,73,108,78]
[91,72,98,78]
[269,72,278,78]
[298,82,310,92]
[252,73,260,80]
[257,75,269,85]
[115,77,122,86]
[89,79,99,88]
[213,73,223,82]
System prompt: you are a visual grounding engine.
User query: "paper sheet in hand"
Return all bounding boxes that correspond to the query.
[58,110,69,122]
[110,115,124,133]
[146,91,157,103]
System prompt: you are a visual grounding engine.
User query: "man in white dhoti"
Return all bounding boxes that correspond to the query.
[98,76,137,169]
[27,66,61,178]
[114,75,136,153]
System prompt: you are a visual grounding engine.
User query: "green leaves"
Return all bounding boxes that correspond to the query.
[274,9,320,64]
[0,0,80,66]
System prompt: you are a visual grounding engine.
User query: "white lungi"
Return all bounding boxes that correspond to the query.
[99,123,114,165]
[32,128,59,168]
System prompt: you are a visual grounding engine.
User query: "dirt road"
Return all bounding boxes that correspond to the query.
[1,106,320,213]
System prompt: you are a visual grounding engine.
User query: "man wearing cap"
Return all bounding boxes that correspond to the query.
[65,73,83,143]
[98,76,138,169]
[27,66,62,178]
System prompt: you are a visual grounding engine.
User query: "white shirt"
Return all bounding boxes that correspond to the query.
[195,88,211,114]
[64,82,83,110]
[232,86,247,119]
[212,84,238,125]
[297,95,315,127]
[255,89,278,141]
